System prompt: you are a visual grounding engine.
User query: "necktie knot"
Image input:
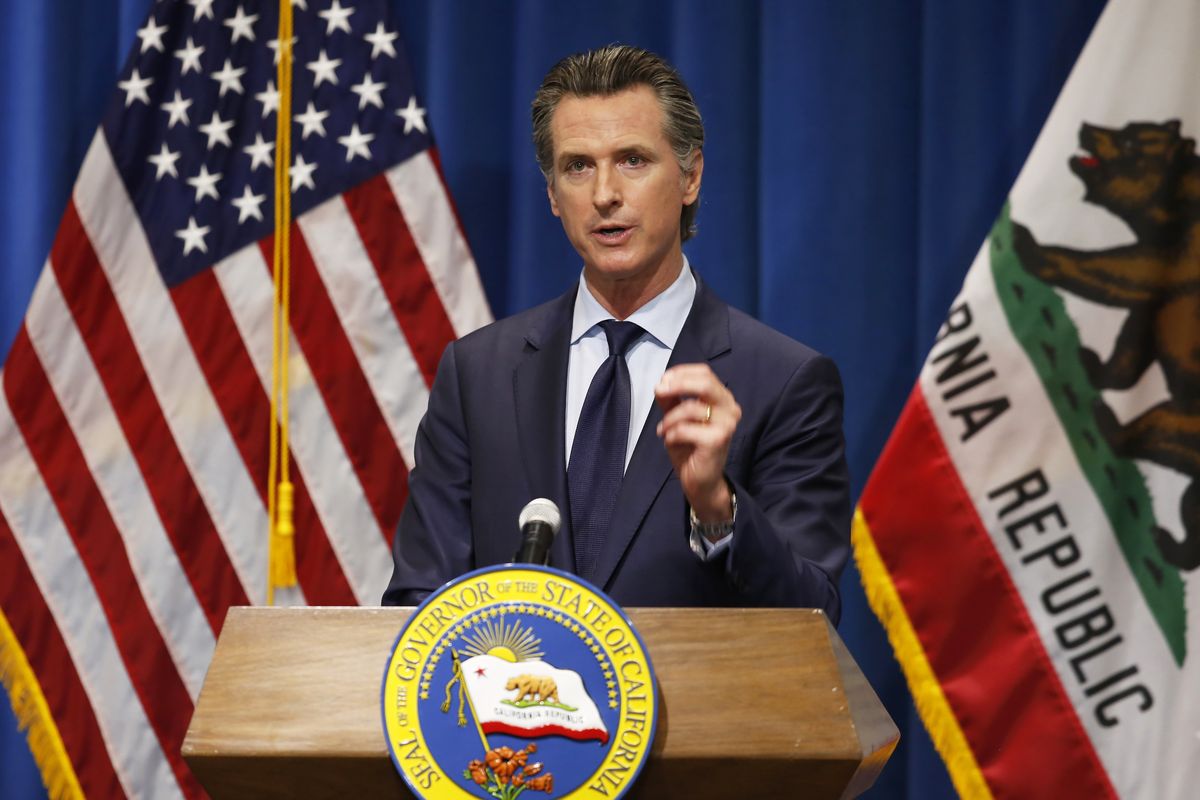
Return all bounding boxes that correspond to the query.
[599,319,644,358]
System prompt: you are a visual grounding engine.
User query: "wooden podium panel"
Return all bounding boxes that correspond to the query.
[183,607,896,798]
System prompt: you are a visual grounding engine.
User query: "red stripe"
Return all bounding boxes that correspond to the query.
[50,202,248,629]
[342,172,457,387]
[482,721,609,745]
[4,330,201,798]
[860,389,1117,798]
[0,510,126,798]
[170,266,356,604]
[259,227,408,538]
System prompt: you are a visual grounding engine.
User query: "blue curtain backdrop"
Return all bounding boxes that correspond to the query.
[0,1,1107,797]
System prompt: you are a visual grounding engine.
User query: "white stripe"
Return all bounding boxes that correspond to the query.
[214,244,391,604]
[72,132,267,604]
[385,152,493,337]
[24,266,214,697]
[296,194,428,467]
[0,389,182,799]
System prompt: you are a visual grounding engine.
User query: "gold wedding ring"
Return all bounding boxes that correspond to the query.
[704,403,713,424]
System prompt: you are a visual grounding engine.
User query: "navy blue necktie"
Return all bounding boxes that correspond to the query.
[568,320,645,580]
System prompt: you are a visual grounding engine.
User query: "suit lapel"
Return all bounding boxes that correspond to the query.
[588,276,732,590]
[513,289,576,571]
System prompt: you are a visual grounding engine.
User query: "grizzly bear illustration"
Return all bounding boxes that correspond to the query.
[1012,119,1200,571]
[506,674,560,705]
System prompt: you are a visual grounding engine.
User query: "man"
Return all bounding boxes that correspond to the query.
[382,45,849,620]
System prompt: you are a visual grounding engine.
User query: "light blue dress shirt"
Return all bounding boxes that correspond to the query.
[565,260,731,559]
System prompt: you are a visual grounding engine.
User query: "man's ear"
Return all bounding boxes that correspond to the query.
[546,180,561,218]
[683,149,703,205]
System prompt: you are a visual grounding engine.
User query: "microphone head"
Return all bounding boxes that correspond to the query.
[519,498,562,533]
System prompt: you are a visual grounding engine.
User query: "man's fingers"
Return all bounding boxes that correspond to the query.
[655,363,729,403]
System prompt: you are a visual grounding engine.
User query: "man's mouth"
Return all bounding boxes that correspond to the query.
[592,226,633,243]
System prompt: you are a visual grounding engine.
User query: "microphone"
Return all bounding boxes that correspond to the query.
[515,498,562,566]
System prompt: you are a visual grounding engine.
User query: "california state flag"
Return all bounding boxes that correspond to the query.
[460,655,609,744]
[854,0,1200,797]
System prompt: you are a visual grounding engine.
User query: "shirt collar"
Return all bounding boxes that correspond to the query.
[570,256,697,348]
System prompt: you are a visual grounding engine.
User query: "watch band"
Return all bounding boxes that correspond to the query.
[689,490,737,542]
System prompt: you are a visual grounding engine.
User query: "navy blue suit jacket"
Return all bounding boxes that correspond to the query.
[382,275,850,621]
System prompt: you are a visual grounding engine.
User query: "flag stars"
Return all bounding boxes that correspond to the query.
[136,17,168,53]
[338,124,374,161]
[175,37,205,75]
[186,164,222,202]
[291,154,318,191]
[118,69,153,107]
[306,49,342,87]
[175,216,211,255]
[256,80,280,118]
[147,143,180,180]
[318,0,355,35]
[188,0,215,21]
[161,90,192,128]
[198,111,235,149]
[211,58,246,96]
[223,5,259,43]
[351,74,386,109]
[397,95,427,134]
[243,133,274,171]
[231,185,266,223]
[295,101,329,139]
[364,22,397,59]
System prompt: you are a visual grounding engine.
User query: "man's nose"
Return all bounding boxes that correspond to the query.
[592,163,621,209]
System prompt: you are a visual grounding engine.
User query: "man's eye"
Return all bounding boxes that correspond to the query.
[625,155,643,166]
[566,160,586,172]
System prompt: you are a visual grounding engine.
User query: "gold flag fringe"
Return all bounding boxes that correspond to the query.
[851,507,993,799]
[0,609,83,799]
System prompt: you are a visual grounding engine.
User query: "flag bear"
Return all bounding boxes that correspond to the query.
[1012,119,1200,571]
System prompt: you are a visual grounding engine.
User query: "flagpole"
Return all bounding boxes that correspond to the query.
[451,649,492,754]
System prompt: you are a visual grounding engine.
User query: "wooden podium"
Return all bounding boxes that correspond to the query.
[183,607,897,798]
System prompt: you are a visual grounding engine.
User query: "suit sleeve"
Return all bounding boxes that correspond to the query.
[381,343,474,606]
[723,353,851,621]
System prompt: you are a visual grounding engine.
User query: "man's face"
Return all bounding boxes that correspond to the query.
[546,85,702,295]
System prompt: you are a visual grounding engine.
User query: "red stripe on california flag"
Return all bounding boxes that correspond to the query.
[0,511,126,799]
[259,228,409,536]
[342,173,457,387]
[50,202,248,627]
[170,267,356,604]
[859,388,1116,798]
[3,330,202,798]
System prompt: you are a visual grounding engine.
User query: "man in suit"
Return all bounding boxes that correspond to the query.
[382,45,850,621]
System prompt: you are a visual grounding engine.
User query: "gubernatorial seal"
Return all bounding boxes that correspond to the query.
[382,565,658,799]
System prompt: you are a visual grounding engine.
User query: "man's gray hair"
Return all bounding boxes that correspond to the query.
[531,44,704,242]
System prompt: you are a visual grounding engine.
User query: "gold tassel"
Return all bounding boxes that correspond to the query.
[852,507,994,799]
[271,480,297,588]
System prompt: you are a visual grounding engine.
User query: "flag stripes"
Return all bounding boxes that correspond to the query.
[857,391,1118,798]
[22,266,217,693]
[51,201,247,634]
[342,171,457,387]
[1,2,492,793]
[258,225,410,542]
[386,153,492,338]
[0,378,182,798]
[0,515,113,798]
[78,136,274,604]
[4,329,202,797]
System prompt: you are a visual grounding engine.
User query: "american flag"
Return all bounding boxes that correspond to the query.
[0,0,490,796]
